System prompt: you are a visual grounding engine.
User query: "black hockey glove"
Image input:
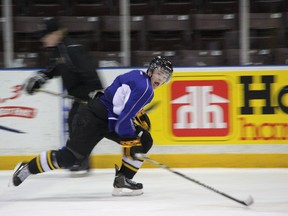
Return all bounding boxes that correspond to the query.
[135,125,153,153]
[25,73,48,95]
[120,137,143,160]
[88,90,104,100]
[134,109,151,131]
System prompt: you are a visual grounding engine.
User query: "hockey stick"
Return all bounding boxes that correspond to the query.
[34,89,87,104]
[136,153,254,207]
[35,89,161,113]
[0,125,26,134]
[144,101,160,114]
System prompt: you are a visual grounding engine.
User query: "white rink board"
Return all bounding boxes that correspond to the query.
[0,70,62,155]
[1,67,288,156]
[0,68,129,156]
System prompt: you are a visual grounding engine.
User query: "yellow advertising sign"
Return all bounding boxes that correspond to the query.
[150,67,288,145]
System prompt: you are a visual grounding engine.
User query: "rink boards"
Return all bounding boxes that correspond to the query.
[0,66,288,169]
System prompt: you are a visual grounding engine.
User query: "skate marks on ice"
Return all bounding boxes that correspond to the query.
[0,168,288,216]
[1,170,115,202]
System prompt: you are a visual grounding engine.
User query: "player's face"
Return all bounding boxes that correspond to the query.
[41,31,61,47]
[150,67,169,89]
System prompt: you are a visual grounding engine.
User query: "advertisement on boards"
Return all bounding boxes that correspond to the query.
[0,70,62,155]
[150,67,288,145]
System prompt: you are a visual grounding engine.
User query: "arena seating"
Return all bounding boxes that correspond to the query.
[13,16,45,52]
[98,15,146,51]
[70,0,113,16]
[90,51,122,67]
[177,49,225,66]
[225,49,274,66]
[191,13,237,50]
[250,0,288,13]
[144,14,192,50]
[0,0,288,67]
[59,16,100,50]
[203,0,238,14]
[131,50,180,67]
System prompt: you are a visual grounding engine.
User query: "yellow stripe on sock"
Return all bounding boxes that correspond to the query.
[36,156,44,173]
[122,160,139,172]
[47,151,57,170]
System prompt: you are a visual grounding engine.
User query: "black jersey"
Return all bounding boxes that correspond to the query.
[39,37,103,100]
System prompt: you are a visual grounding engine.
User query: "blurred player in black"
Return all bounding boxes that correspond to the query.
[24,18,103,174]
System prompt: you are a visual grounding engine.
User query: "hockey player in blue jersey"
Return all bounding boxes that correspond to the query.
[10,56,173,196]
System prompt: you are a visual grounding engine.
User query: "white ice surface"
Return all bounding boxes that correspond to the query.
[0,168,288,216]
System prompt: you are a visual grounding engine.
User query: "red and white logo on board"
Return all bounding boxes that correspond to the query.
[171,80,230,137]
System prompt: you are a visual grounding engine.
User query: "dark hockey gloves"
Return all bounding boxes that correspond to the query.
[120,137,143,160]
[25,73,48,94]
[134,109,151,131]
[88,90,104,100]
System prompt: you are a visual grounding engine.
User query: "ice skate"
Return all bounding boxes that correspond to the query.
[9,162,31,187]
[112,165,143,196]
[69,157,90,177]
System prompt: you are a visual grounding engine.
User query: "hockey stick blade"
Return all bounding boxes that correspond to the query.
[243,195,254,206]
[135,153,254,207]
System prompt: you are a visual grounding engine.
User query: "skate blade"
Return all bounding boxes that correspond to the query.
[8,162,22,187]
[69,170,90,178]
[112,188,143,196]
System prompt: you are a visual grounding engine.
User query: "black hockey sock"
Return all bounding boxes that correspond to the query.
[28,150,60,174]
[119,161,139,179]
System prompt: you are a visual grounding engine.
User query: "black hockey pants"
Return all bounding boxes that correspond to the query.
[66,99,108,159]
